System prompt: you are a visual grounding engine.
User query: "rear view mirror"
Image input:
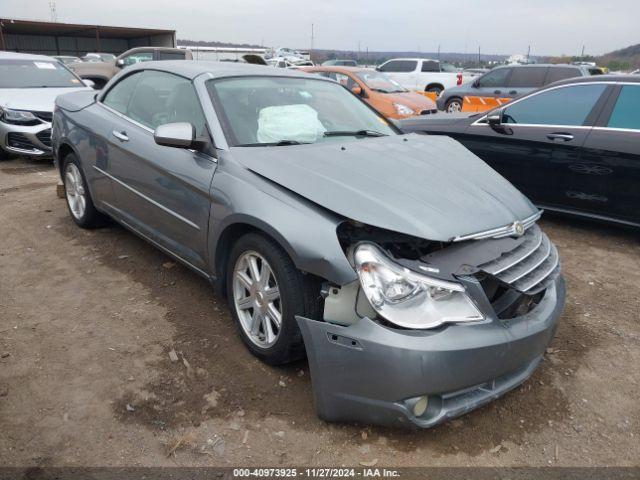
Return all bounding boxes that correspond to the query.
[116,58,125,68]
[351,85,363,96]
[82,79,95,89]
[154,122,204,150]
[472,79,480,88]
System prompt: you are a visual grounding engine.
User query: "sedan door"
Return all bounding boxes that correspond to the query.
[579,83,640,224]
[473,67,513,98]
[99,69,216,272]
[461,83,611,208]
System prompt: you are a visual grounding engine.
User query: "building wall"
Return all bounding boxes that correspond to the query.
[2,32,175,56]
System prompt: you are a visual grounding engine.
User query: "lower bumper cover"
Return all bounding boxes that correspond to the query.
[0,121,53,157]
[297,276,565,428]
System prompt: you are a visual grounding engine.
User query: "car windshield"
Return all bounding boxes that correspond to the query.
[0,59,83,88]
[355,71,407,93]
[207,76,396,146]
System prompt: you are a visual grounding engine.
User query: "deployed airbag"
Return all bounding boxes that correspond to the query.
[257,104,326,143]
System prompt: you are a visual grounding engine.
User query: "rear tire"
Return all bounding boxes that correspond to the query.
[226,233,322,365]
[426,85,443,95]
[62,153,106,229]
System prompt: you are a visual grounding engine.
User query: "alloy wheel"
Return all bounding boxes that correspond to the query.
[232,251,283,348]
[65,163,86,220]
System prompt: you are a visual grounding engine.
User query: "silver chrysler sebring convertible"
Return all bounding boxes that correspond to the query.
[52,61,565,428]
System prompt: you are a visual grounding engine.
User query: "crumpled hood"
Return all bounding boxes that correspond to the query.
[231,134,538,242]
[0,87,89,113]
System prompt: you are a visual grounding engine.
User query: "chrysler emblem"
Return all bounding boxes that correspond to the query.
[512,221,525,237]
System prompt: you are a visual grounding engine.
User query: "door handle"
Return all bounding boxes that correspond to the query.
[509,90,517,95]
[494,90,502,94]
[112,130,129,142]
[547,133,574,142]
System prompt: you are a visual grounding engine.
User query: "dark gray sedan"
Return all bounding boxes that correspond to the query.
[52,61,565,428]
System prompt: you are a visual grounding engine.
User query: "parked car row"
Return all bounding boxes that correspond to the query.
[437,63,604,112]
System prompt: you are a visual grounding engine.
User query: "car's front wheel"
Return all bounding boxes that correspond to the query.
[63,153,106,229]
[445,97,463,113]
[226,233,322,365]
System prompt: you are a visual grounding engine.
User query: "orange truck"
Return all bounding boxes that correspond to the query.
[300,66,437,119]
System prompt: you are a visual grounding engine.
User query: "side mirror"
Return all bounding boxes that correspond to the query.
[351,84,363,96]
[116,58,125,68]
[487,108,510,133]
[154,122,204,150]
[472,79,480,88]
[82,79,95,88]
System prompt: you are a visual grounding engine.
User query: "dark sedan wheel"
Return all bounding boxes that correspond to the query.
[227,233,322,365]
[63,153,105,229]
[445,97,463,113]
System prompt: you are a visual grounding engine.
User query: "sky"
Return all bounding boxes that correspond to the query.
[1,0,638,56]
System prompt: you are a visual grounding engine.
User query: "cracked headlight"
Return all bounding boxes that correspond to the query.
[393,103,414,116]
[0,107,38,125]
[354,243,483,329]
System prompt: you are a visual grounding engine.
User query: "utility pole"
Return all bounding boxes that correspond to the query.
[358,40,361,63]
[437,44,441,62]
[526,45,531,63]
[310,23,314,63]
[49,0,58,22]
[478,45,481,67]
[581,44,585,59]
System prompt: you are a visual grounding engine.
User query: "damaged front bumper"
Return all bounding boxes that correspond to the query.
[297,275,565,428]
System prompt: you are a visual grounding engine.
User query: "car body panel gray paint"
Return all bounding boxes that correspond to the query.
[53,62,566,428]
[297,276,564,428]
[231,134,538,242]
[208,152,358,285]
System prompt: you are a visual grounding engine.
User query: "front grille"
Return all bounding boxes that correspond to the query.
[36,129,52,148]
[420,109,438,115]
[33,111,53,123]
[477,224,560,295]
[7,132,37,151]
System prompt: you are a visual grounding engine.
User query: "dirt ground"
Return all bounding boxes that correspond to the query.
[0,156,638,468]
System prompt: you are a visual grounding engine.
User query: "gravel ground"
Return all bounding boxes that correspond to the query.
[0,156,638,468]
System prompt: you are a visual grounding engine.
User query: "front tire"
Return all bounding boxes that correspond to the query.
[445,97,463,113]
[426,85,443,95]
[226,233,322,365]
[62,153,106,229]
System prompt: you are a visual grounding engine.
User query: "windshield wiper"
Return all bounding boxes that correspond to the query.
[323,129,388,138]
[236,139,311,147]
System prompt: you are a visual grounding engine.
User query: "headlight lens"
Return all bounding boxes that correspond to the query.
[393,103,415,116]
[0,107,39,125]
[354,243,483,329]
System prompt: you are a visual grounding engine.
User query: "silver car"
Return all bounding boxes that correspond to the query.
[52,61,565,428]
[0,52,91,159]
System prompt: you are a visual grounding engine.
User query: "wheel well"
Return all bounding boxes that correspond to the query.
[446,96,463,105]
[57,143,75,177]
[214,223,273,298]
[425,83,445,92]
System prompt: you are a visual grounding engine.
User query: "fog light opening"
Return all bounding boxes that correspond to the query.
[412,396,429,417]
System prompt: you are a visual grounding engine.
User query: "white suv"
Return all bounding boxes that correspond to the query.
[377,58,473,94]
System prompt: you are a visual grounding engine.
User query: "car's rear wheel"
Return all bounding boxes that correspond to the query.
[445,97,463,113]
[426,85,443,95]
[63,153,106,229]
[227,233,322,365]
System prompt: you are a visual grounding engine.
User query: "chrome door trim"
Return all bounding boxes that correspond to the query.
[92,165,201,230]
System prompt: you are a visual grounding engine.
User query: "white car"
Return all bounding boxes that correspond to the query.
[377,58,474,94]
[0,52,92,159]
